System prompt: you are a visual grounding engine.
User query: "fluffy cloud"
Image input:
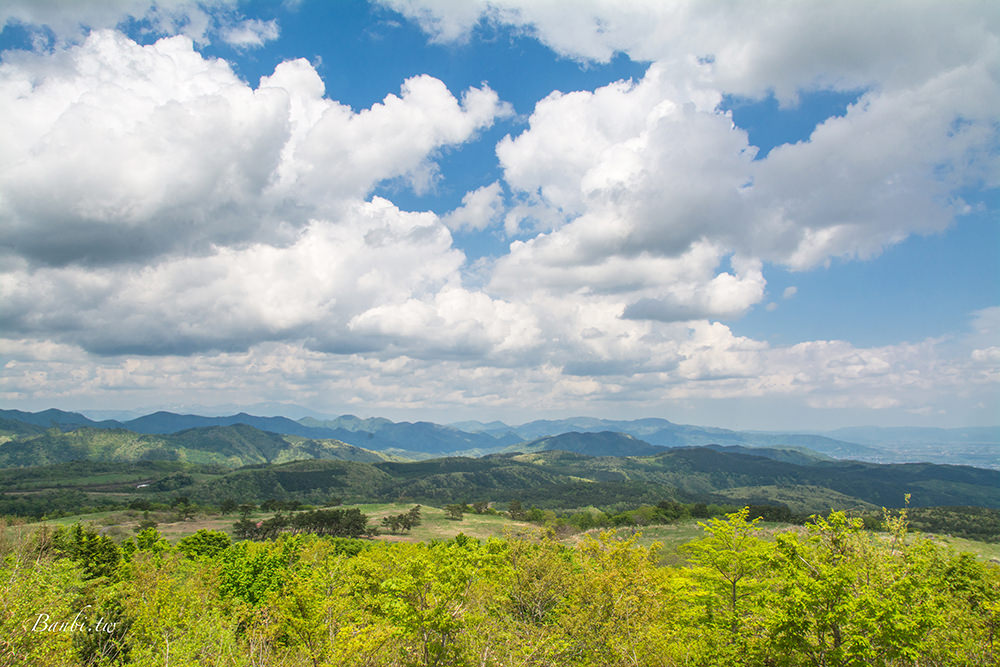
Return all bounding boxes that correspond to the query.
[491,47,997,295]
[1,2,996,425]
[388,0,999,269]
[1,198,465,355]
[0,31,506,266]
[381,1,999,98]
[441,182,505,231]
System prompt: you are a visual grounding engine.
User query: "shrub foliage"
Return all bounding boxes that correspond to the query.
[1,509,997,666]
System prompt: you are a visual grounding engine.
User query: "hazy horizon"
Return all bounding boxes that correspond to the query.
[5,402,997,435]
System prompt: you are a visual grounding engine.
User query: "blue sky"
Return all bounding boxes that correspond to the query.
[0,0,997,429]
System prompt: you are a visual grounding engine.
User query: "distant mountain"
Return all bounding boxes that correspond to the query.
[448,419,515,433]
[484,417,881,461]
[507,431,665,457]
[816,427,1000,469]
[300,415,395,432]
[122,411,336,439]
[2,408,996,469]
[0,416,47,437]
[0,408,123,430]
[703,445,831,466]
[297,416,520,453]
[3,411,998,512]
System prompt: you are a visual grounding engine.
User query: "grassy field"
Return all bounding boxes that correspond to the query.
[12,503,538,544]
[922,532,1000,562]
[9,506,1000,566]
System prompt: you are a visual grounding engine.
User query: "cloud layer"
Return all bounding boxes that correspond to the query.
[1,1,997,425]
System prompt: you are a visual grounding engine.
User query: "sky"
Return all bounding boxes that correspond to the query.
[0,0,997,430]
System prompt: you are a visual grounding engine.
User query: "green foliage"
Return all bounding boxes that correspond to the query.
[218,537,300,606]
[381,505,423,534]
[234,507,372,540]
[507,499,527,520]
[2,511,999,666]
[682,506,775,643]
[904,505,1000,542]
[52,523,123,580]
[177,529,232,560]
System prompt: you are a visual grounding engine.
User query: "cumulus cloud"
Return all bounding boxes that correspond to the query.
[0,198,466,355]
[0,2,996,425]
[0,32,506,267]
[3,317,992,426]
[389,0,999,270]
[441,182,505,231]
[380,1,999,98]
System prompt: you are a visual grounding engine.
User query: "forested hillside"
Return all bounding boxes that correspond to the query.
[0,423,389,467]
[179,448,999,510]
[5,446,997,521]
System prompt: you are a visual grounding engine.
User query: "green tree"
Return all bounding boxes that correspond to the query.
[507,500,528,520]
[765,510,938,666]
[219,498,238,515]
[177,529,232,560]
[681,506,773,649]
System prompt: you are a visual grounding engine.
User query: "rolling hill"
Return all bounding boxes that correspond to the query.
[0,423,389,467]
[168,446,1000,511]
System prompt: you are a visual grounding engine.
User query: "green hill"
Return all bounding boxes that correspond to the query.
[2,419,998,516]
[168,447,1000,512]
[0,424,389,468]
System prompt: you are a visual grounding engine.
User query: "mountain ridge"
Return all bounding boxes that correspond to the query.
[3,408,997,468]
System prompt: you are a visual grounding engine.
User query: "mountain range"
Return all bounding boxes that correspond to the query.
[2,408,999,514]
[4,408,997,468]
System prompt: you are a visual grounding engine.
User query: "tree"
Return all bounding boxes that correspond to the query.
[219,498,238,515]
[382,515,402,534]
[134,510,157,532]
[408,505,422,526]
[507,500,527,520]
[444,504,465,521]
[178,529,232,560]
[681,507,773,638]
[765,509,943,666]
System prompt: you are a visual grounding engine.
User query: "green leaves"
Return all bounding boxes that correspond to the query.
[4,510,999,666]
[177,529,231,560]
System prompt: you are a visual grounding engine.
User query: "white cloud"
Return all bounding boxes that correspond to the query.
[219,18,279,48]
[0,198,469,355]
[4,314,994,426]
[385,1,999,272]
[381,1,1000,98]
[1,2,996,426]
[782,286,797,299]
[441,182,505,231]
[0,0,236,46]
[0,32,507,267]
